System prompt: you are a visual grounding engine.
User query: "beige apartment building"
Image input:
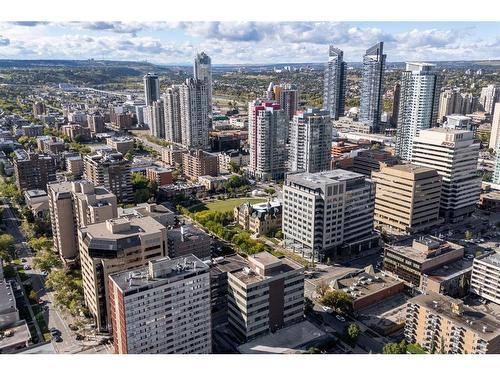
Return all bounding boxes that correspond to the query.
[182,149,219,180]
[47,180,117,261]
[405,292,500,354]
[227,252,304,342]
[372,164,442,234]
[79,216,167,332]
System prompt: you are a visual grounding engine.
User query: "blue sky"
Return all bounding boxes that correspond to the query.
[0,22,498,64]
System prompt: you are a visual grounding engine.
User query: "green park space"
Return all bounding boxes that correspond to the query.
[187,197,267,214]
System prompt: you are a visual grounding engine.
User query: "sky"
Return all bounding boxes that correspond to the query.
[0,21,499,64]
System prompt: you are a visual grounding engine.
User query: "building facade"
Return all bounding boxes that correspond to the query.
[470,253,500,305]
[164,85,182,143]
[194,52,212,117]
[179,78,210,149]
[323,45,346,120]
[182,149,219,180]
[143,73,160,107]
[13,150,56,191]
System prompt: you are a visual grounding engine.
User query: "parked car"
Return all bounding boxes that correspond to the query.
[335,315,346,322]
[49,328,61,336]
[75,334,84,341]
[68,324,78,331]
[53,335,63,343]
[21,258,27,263]
[23,265,30,270]
[322,306,332,313]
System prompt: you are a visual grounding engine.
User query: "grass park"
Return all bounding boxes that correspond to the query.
[186,197,267,214]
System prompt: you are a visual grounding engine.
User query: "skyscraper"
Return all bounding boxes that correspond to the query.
[323,46,346,120]
[149,100,165,139]
[412,128,481,222]
[479,84,500,115]
[164,85,182,143]
[194,52,212,116]
[288,109,332,173]
[391,82,401,127]
[248,100,287,181]
[179,78,210,149]
[143,73,160,106]
[437,89,459,124]
[359,42,386,132]
[277,83,299,122]
[489,103,500,151]
[395,63,441,161]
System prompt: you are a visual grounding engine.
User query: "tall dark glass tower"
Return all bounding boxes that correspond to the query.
[323,46,346,120]
[359,42,386,132]
[143,73,160,106]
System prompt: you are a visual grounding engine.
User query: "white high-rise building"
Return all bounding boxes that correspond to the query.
[108,255,212,354]
[143,73,160,106]
[470,253,500,305]
[194,52,212,116]
[493,148,500,185]
[179,78,210,150]
[149,100,165,139]
[323,46,346,120]
[247,100,287,181]
[411,128,481,222]
[288,109,331,173]
[395,63,441,161]
[479,84,500,115]
[488,102,500,151]
[164,85,182,143]
[282,170,379,262]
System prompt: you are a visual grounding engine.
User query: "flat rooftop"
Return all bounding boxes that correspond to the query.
[286,169,364,189]
[231,254,303,285]
[475,253,500,268]
[381,164,437,176]
[167,224,210,243]
[109,255,209,295]
[333,271,404,300]
[210,254,247,275]
[424,258,473,282]
[0,320,31,351]
[25,189,47,198]
[386,236,463,264]
[410,292,500,341]
[237,320,327,354]
[83,216,165,240]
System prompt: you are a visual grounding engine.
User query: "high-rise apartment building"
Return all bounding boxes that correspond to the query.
[83,149,133,203]
[108,255,212,354]
[489,102,500,151]
[391,82,401,127]
[395,63,441,161]
[372,164,442,234]
[470,253,500,305]
[282,170,378,261]
[323,46,346,120]
[438,89,460,124]
[179,78,210,149]
[247,100,287,181]
[47,180,118,261]
[13,150,56,191]
[277,83,299,122]
[405,292,500,354]
[227,252,304,342]
[79,216,167,332]
[143,73,160,106]
[494,150,500,185]
[479,84,500,115]
[182,149,219,180]
[359,42,386,132]
[194,52,212,117]
[148,100,165,139]
[288,109,332,173]
[412,128,481,222]
[164,85,182,143]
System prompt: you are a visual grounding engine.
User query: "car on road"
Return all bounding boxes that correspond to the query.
[38,299,45,305]
[75,333,84,341]
[23,265,30,270]
[322,306,332,313]
[68,323,78,331]
[466,254,475,260]
[49,328,61,336]
[53,335,63,343]
[42,271,48,276]
[335,315,346,322]
[21,258,27,263]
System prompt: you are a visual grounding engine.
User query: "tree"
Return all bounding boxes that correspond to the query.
[29,289,38,302]
[321,290,353,313]
[345,323,360,344]
[228,161,240,174]
[383,340,408,354]
[27,236,53,252]
[33,249,61,273]
[0,233,15,262]
[306,347,321,354]
[45,270,85,316]
[315,280,330,298]
[464,230,473,240]
[371,143,381,151]
[264,187,276,196]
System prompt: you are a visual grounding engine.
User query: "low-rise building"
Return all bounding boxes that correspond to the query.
[23,189,49,219]
[384,236,464,287]
[62,123,91,142]
[405,292,500,354]
[36,136,65,154]
[105,136,134,154]
[108,256,212,354]
[479,191,500,212]
[118,203,175,227]
[182,149,219,180]
[157,182,205,201]
[161,145,187,167]
[234,200,282,236]
[167,225,211,260]
[197,175,229,192]
[351,149,398,177]
[13,150,56,191]
[21,124,43,137]
[218,149,250,172]
[65,155,84,179]
[145,166,173,186]
[227,252,304,342]
[420,258,473,298]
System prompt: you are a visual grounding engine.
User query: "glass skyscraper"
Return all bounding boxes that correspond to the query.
[323,46,346,120]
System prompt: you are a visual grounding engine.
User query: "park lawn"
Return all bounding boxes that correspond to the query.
[189,198,267,213]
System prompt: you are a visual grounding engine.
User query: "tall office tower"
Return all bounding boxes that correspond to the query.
[227,252,304,343]
[395,63,441,161]
[179,78,210,149]
[390,82,401,127]
[149,100,165,139]
[372,165,442,234]
[47,181,118,261]
[405,292,500,354]
[470,253,500,305]
[108,255,212,354]
[288,108,332,173]
[164,85,182,143]
[489,103,500,150]
[79,216,167,332]
[278,83,299,122]
[323,46,346,120]
[411,128,481,222]
[479,84,500,115]
[359,42,386,132]
[248,100,288,180]
[83,149,133,203]
[143,73,160,106]
[460,92,478,115]
[282,170,378,262]
[12,150,56,191]
[194,52,212,116]
[437,89,459,124]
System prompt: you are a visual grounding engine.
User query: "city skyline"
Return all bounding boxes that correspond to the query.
[0,21,499,64]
